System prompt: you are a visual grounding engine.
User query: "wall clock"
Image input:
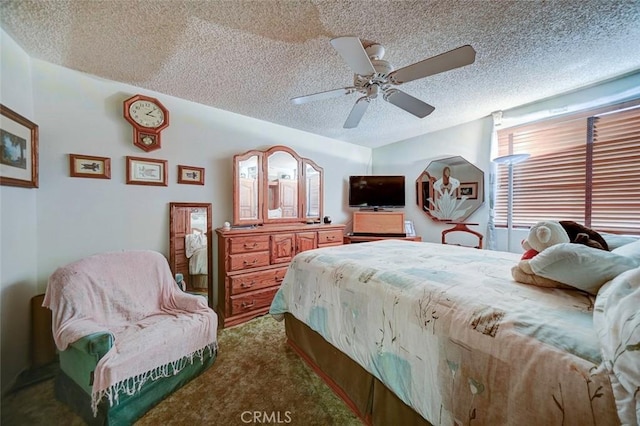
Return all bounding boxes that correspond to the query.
[123,94,169,152]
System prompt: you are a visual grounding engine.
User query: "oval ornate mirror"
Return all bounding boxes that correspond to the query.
[169,202,212,307]
[416,156,484,222]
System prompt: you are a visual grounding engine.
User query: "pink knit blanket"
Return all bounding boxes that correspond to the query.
[43,250,218,414]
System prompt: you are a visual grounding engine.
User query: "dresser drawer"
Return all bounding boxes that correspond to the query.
[229,267,288,295]
[228,251,270,271]
[318,229,344,246]
[230,287,280,316]
[229,235,270,254]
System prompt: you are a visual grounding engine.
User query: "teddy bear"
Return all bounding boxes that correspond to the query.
[511,221,575,289]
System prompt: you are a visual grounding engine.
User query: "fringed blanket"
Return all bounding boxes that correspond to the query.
[43,250,218,415]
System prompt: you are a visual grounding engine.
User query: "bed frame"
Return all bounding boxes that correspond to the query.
[284,313,430,426]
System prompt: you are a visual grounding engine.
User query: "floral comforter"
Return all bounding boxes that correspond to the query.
[270,240,625,425]
[594,267,640,425]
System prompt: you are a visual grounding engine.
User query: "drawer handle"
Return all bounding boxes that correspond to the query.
[241,301,255,308]
[243,242,258,249]
[243,259,258,266]
[327,235,336,240]
[275,276,283,283]
[240,281,256,288]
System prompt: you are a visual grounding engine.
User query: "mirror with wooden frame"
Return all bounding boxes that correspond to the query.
[169,202,213,307]
[416,156,484,222]
[233,145,323,226]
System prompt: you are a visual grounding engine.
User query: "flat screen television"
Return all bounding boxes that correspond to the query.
[348,175,406,208]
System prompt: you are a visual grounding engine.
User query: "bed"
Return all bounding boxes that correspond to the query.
[269,239,640,425]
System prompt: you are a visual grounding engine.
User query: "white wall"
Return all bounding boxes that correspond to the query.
[0,29,38,395]
[30,59,371,291]
[372,118,493,245]
[0,30,371,394]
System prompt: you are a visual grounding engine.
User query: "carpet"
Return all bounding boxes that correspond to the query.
[1,315,362,425]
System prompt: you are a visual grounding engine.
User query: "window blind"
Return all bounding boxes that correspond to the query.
[495,101,640,234]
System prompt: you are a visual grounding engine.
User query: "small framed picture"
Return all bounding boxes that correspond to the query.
[126,156,167,186]
[177,165,205,185]
[457,182,478,199]
[1,104,38,188]
[404,220,416,237]
[69,154,111,179]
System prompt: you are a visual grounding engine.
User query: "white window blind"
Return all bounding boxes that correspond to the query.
[496,100,640,234]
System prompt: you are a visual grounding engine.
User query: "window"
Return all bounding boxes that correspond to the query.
[495,100,640,234]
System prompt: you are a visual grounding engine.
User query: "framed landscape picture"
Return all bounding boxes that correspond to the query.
[126,156,167,186]
[0,104,38,188]
[69,154,111,179]
[177,165,205,185]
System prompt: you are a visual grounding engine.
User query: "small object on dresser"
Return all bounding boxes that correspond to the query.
[223,221,231,231]
[323,216,332,224]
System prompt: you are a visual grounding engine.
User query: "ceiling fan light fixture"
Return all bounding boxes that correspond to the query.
[365,43,385,60]
[367,84,380,98]
[293,37,476,128]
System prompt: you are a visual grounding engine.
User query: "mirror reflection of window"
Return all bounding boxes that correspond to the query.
[306,163,320,217]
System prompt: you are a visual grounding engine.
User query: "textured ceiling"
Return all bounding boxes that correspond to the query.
[1,0,640,148]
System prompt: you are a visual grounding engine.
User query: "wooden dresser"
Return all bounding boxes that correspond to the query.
[216,223,345,327]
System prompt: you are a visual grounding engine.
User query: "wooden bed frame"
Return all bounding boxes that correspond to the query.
[284,313,430,426]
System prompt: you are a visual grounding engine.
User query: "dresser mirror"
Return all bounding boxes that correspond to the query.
[305,162,322,218]
[169,202,212,307]
[267,150,299,220]
[416,156,484,222]
[235,153,261,223]
[233,145,323,226]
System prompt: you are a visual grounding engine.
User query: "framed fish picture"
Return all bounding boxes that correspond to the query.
[126,156,167,186]
[177,165,205,185]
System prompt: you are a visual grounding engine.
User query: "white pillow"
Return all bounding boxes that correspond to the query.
[612,239,640,262]
[600,232,640,250]
[529,243,639,295]
[268,207,283,218]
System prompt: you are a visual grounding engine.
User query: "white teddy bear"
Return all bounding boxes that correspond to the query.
[511,221,574,289]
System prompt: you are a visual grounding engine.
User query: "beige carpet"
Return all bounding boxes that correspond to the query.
[1,315,362,425]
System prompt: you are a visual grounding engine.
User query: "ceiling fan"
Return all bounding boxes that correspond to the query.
[291,37,476,129]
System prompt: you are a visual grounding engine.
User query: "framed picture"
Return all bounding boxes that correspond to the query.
[457,182,478,199]
[126,156,167,186]
[69,154,111,179]
[404,220,416,237]
[177,165,205,185]
[0,104,38,188]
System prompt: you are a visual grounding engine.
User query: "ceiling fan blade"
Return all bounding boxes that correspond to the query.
[291,87,356,105]
[330,37,376,76]
[384,89,435,118]
[389,45,476,85]
[344,97,370,128]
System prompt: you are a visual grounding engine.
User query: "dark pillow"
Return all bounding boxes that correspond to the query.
[559,220,609,251]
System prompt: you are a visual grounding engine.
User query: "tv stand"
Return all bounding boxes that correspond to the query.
[352,211,405,235]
